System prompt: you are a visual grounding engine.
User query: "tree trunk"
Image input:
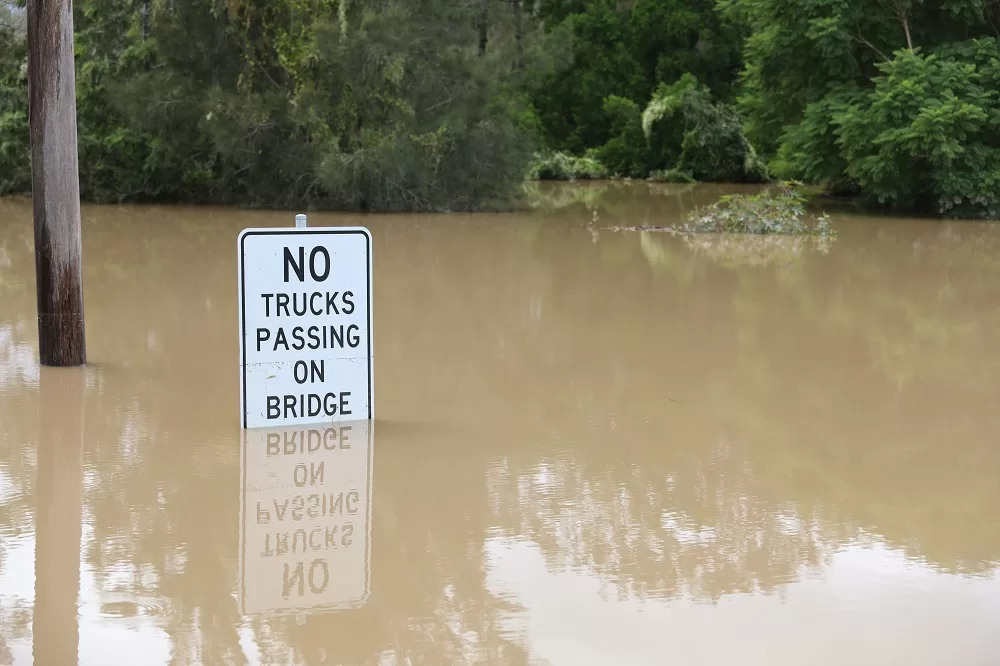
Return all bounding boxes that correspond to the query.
[478,4,488,57]
[511,0,524,70]
[902,14,913,50]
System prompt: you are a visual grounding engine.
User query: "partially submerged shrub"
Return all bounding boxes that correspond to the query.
[529,151,608,180]
[647,168,695,184]
[682,182,835,237]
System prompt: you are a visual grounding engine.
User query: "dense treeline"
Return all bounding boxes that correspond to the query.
[1,0,539,210]
[3,0,1000,216]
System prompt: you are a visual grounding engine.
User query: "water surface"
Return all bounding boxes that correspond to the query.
[2,182,1000,665]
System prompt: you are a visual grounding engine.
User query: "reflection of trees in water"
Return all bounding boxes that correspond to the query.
[525,180,752,230]
[641,219,1000,391]
[586,218,1000,580]
[0,194,999,662]
[487,444,846,603]
[377,213,999,608]
[0,202,534,665]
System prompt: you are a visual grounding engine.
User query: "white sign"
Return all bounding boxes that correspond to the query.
[239,421,373,615]
[238,228,373,429]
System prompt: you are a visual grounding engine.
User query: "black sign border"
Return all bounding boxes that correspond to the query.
[239,228,373,429]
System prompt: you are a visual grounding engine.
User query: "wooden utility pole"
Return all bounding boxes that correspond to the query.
[27,0,87,366]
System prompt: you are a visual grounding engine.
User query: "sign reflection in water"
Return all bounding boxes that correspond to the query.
[239,420,373,615]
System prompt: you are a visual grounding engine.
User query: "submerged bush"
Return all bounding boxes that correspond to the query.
[647,168,695,184]
[529,151,608,180]
[683,182,834,237]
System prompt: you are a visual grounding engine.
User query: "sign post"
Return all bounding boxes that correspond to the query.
[238,227,373,429]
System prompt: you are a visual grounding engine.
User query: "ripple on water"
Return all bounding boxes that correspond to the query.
[82,594,170,620]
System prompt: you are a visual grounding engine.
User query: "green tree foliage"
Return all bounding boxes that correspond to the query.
[0,2,27,195]
[529,150,608,180]
[530,0,744,154]
[683,182,833,236]
[642,73,765,182]
[837,45,1000,217]
[737,0,1000,217]
[592,95,648,177]
[0,0,538,211]
[7,0,1000,215]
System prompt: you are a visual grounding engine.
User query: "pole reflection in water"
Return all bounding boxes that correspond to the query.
[240,420,373,615]
[32,367,85,666]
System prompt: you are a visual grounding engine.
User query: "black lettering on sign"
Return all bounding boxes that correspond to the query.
[283,246,332,283]
[284,247,305,282]
[276,293,290,317]
[256,328,270,352]
[274,327,288,350]
[266,392,351,420]
[293,360,326,385]
[310,247,331,282]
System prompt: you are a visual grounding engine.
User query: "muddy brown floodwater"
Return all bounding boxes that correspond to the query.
[2,182,1000,666]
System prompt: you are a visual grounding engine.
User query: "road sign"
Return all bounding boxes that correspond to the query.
[238,228,373,429]
[239,420,373,615]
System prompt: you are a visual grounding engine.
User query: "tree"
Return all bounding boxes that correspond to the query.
[0,1,28,195]
[641,74,765,182]
[529,0,743,155]
[736,0,1000,216]
[0,0,539,210]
